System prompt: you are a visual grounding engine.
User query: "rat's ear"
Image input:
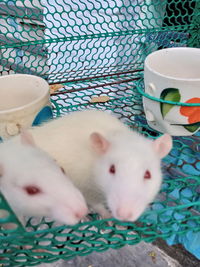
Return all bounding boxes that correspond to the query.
[153,134,172,158]
[0,163,4,177]
[20,129,36,147]
[90,132,110,154]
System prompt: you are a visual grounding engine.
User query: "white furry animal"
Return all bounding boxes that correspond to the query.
[0,131,88,226]
[16,110,172,222]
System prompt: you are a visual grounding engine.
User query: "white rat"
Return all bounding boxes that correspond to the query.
[0,130,88,226]
[16,110,172,222]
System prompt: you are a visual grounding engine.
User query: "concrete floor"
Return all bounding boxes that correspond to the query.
[39,241,181,267]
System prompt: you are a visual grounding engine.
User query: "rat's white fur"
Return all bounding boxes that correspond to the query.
[0,136,88,225]
[15,110,172,221]
[93,130,163,221]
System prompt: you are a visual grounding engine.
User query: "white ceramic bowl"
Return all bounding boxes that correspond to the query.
[0,74,53,140]
[143,47,200,136]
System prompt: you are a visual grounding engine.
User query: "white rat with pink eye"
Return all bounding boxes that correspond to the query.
[0,130,88,226]
[90,130,172,221]
[18,110,172,222]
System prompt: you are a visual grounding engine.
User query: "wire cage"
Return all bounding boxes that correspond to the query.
[0,0,200,266]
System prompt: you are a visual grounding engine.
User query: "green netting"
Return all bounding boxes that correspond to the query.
[0,0,200,266]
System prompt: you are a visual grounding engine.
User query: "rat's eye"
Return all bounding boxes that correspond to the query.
[24,186,42,195]
[109,164,116,174]
[144,170,151,180]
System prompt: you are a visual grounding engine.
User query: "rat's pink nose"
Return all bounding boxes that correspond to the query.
[116,207,132,221]
[74,207,88,220]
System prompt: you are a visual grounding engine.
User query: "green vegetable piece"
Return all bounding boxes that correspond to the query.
[160,88,181,118]
[183,122,200,132]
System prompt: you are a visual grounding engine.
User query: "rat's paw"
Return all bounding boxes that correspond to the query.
[93,204,112,219]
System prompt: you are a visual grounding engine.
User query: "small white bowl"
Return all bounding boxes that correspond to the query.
[0,74,53,140]
[143,47,200,136]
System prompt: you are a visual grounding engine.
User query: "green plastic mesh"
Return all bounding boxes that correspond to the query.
[0,0,200,266]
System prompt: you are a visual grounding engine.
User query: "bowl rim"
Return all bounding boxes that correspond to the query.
[0,74,49,114]
[145,47,200,82]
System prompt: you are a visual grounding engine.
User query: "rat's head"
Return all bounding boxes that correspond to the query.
[0,130,88,225]
[90,131,172,222]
